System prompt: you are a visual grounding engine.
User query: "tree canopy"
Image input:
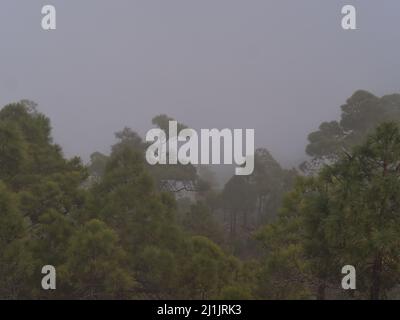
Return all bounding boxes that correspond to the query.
[2,92,400,300]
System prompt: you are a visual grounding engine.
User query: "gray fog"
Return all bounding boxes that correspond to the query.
[1,0,399,169]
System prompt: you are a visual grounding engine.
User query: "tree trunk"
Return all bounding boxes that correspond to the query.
[317,282,326,300]
[370,253,383,300]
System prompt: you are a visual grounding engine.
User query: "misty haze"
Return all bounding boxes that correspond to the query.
[1,0,400,301]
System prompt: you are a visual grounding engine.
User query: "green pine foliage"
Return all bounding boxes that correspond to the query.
[2,92,400,300]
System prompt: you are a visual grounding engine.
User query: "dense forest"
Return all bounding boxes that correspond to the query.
[1,90,400,300]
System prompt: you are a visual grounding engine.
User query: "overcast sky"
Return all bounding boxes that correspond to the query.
[1,1,399,168]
